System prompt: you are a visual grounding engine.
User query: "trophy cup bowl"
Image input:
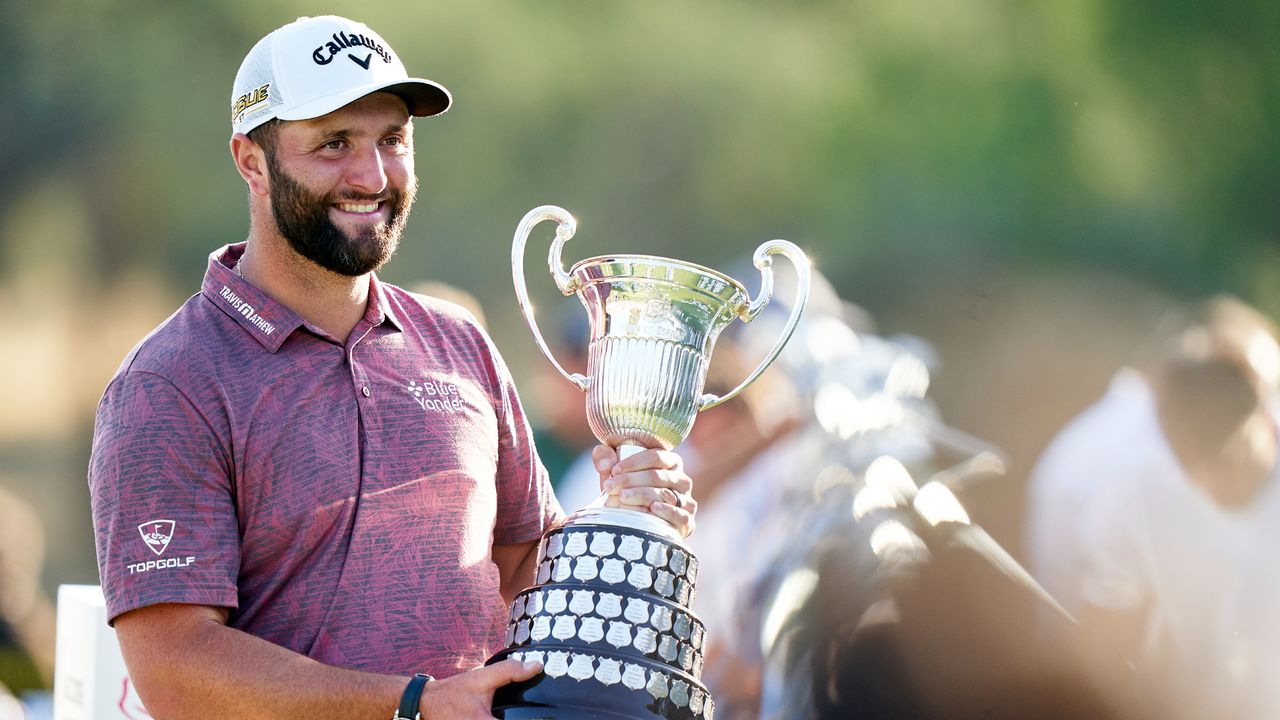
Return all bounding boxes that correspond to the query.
[493,206,810,719]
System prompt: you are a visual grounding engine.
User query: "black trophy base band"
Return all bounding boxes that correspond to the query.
[493,674,695,720]
[494,706,639,720]
[489,649,711,720]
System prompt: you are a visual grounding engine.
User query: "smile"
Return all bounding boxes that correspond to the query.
[334,201,383,214]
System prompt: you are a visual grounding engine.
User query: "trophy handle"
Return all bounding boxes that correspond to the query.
[697,240,810,411]
[512,206,591,392]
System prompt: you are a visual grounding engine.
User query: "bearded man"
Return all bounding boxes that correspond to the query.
[88,16,697,720]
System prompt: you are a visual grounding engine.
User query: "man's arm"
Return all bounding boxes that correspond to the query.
[493,539,543,606]
[114,603,541,720]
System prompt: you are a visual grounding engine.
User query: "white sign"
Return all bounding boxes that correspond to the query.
[53,585,152,720]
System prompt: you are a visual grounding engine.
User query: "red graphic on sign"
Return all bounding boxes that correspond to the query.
[118,676,153,719]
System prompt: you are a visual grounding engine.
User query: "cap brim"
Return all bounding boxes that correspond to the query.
[382,78,453,117]
[276,77,452,123]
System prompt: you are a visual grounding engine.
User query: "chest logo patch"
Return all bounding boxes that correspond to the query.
[138,519,176,556]
[407,378,465,413]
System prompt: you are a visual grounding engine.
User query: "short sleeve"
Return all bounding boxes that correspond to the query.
[486,342,562,545]
[88,371,241,624]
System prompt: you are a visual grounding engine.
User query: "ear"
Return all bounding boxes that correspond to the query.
[230,133,271,196]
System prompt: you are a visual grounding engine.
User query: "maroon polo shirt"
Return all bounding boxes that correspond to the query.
[89,243,560,678]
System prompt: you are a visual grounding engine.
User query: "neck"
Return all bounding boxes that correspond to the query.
[238,228,371,343]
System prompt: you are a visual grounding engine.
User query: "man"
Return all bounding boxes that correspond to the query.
[88,16,696,720]
[1027,297,1280,719]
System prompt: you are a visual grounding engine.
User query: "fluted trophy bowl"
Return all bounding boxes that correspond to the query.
[575,255,750,457]
[494,205,810,719]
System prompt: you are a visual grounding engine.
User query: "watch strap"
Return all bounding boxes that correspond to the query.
[393,672,432,720]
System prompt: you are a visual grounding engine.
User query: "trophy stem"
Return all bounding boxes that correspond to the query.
[617,444,646,461]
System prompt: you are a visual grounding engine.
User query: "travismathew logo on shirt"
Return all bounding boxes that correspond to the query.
[219,286,277,336]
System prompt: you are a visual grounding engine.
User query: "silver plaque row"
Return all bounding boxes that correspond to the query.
[533,556,694,604]
[542,530,697,581]
[507,649,714,719]
[510,589,705,650]
[504,613,703,675]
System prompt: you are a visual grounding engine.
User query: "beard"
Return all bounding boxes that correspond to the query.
[266,158,417,276]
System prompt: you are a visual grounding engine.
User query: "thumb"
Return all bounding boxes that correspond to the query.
[477,658,543,690]
[592,444,618,473]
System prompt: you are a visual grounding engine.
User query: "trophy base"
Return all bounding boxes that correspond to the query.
[496,702,645,712]
[493,706,638,720]
[561,506,684,545]
[491,650,712,720]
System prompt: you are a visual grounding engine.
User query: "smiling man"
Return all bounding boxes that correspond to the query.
[88,15,697,720]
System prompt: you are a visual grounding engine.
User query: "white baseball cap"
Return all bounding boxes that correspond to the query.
[230,15,452,135]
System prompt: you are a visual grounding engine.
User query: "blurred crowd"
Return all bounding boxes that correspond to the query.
[531,265,1280,719]
[6,272,1280,720]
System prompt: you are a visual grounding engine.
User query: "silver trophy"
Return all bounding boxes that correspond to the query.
[492,205,809,720]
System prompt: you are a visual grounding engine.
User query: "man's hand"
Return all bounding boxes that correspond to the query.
[592,446,697,537]
[419,658,542,718]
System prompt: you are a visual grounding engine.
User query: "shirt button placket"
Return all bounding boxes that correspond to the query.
[349,349,371,399]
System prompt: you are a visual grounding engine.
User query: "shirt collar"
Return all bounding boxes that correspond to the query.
[200,243,304,353]
[367,273,405,333]
[202,244,404,351]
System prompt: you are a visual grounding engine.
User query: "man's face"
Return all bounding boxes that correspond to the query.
[263,93,417,276]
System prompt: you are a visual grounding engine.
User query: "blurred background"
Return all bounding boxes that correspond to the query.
[1,0,1277,715]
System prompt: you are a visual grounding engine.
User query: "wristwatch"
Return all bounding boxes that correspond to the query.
[392,673,433,720]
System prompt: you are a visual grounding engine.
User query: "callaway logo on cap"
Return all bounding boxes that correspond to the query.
[230,15,451,135]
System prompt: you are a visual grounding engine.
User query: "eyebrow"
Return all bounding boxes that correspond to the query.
[309,121,412,140]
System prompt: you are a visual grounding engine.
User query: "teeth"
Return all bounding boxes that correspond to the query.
[337,202,379,213]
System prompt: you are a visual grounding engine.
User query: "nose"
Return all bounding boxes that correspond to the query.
[344,143,388,195]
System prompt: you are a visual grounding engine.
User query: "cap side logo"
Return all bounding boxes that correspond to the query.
[312,32,392,67]
[138,519,176,556]
[232,84,270,123]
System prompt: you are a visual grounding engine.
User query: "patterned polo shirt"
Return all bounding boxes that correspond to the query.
[89,243,561,678]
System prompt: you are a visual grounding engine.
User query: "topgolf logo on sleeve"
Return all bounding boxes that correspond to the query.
[128,520,196,575]
[138,520,175,556]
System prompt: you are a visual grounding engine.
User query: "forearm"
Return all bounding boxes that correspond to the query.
[494,534,552,606]
[117,606,404,720]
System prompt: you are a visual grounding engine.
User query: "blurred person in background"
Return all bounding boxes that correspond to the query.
[696,271,1119,719]
[0,483,55,715]
[527,303,597,494]
[1028,296,1280,719]
[87,15,695,720]
[684,272,856,718]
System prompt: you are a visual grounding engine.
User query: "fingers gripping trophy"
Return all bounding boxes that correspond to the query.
[491,205,810,719]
